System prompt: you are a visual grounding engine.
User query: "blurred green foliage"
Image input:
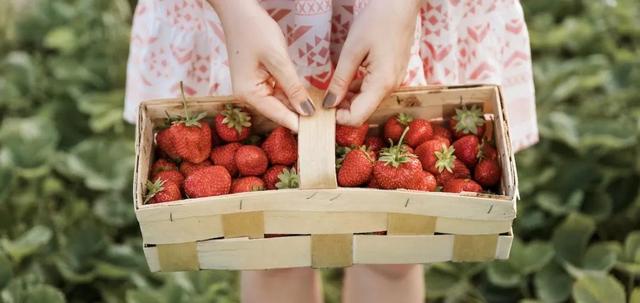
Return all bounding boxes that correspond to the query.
[0,0,638,302]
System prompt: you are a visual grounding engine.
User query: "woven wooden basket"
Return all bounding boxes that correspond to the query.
[133,84,518,272]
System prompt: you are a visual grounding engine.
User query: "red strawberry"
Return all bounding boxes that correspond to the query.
[158,83,212,163]
[478,141,498,161]
[373,129,423,189]
[474,159,501,187]
[406,170,437,192]
[151,158,177,175]
[210,143,242,176]
[443,179,482,193]
[145,179,181,204]
[405,119,433,148]
[263,165,288,190]
[179,160,212,176]
[235,145,268,176]
[336,123,369,147]
[338,147,376,187]
[431,122,453,142]
[436,159,470,186]
[365,136,385,153]
[262,126,297,166]
[231,176,266,193]
[383,113,412,143]
[152,170,185,188]
[415,138,450,174]
[214,104,252,142]
[453,135,480,167]
[449,104,485,138]
[184,165,231,198]
[367,177,379,189]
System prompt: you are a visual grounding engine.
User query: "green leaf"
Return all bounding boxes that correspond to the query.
[22,284,66,303]
[534,262,573,303]
[631,288,640,303]
[0,116,59,177]
[487,261,521,287]
[43,26,76,54]
[0,252,12,289]
[1,225,52,263]
[582,242,621,271]
[510,239,555,274]
[572,274,625,303]
[61,138,134,191]
[552,213,595,265]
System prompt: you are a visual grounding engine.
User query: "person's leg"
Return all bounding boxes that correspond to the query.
[241,268,323,303]
[342,264,424,303]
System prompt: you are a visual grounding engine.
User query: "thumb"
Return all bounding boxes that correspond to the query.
[323,46,366,109]
[263,54,316,117]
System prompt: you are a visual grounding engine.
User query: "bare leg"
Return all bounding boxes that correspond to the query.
[241,268,323,303]
[342,264,424,303]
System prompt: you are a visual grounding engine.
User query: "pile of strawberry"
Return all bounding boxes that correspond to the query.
[145,86,299,204]
[335,105,501,193]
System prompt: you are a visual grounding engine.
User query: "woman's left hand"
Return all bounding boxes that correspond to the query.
[323,0,422,126]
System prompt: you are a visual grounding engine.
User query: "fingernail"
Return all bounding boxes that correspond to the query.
[301,98,316,116]
[323,92,337,108]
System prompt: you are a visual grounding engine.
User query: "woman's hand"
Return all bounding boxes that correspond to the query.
[210,0,314,132]
[323,0,422,126]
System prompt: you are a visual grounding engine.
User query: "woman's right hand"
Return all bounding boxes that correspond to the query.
[209,0,314,132]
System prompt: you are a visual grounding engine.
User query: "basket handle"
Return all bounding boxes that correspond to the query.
[297,88,338,189]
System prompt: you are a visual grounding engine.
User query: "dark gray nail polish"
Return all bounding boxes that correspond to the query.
[301,99,316,115]
[323,92,337,108]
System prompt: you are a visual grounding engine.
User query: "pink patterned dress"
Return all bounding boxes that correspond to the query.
[124,0,538,151]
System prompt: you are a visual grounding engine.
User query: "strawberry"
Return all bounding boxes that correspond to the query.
[449,104,485,138]
[152,170,185,188]
[405,118,433,148]
[210,143,242,176]
[474,159,501,187]
[235,145,268,176]
[436,159,470,186]
[274,167,300,189]
[262,126,297,166]
[478,140,498,161]
[383,113,412,143]
[406,170,437,192]
[179,160,212,176]
[263,165,288,190]
[364,136,385,154]
[415,138,451,174]
[214,104,252,142]
[231,176,266,193]
[184,165,231,198]
[338,147,376,187]
[443,178,482,193]
[336,124,369,147]
[453,135,480,167]
[373,129,423,189]
[151,158,177,175]
[145,179,181,204]
[157,82,212,163]
[431,122,453,142]
[367,177,379,189]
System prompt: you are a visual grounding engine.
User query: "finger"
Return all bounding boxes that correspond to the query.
[245,94,300,133]
[336,75,395,126]
[272,86,294,112]
[262,55,315,117]
[323,44,367,108]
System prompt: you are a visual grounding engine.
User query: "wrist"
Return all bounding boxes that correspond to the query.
[208,0,260,21]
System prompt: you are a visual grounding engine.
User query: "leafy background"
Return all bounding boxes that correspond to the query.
[0,0,639,302]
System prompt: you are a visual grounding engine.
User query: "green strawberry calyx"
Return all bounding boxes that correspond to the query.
[379,127,417,168]
[222,103,252,135]
[276,168,300,189]
[434,145,456,173]
[453,104,484,135]
[173,81,207,128]
[144,179,165,204]
[395,113,414,126]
